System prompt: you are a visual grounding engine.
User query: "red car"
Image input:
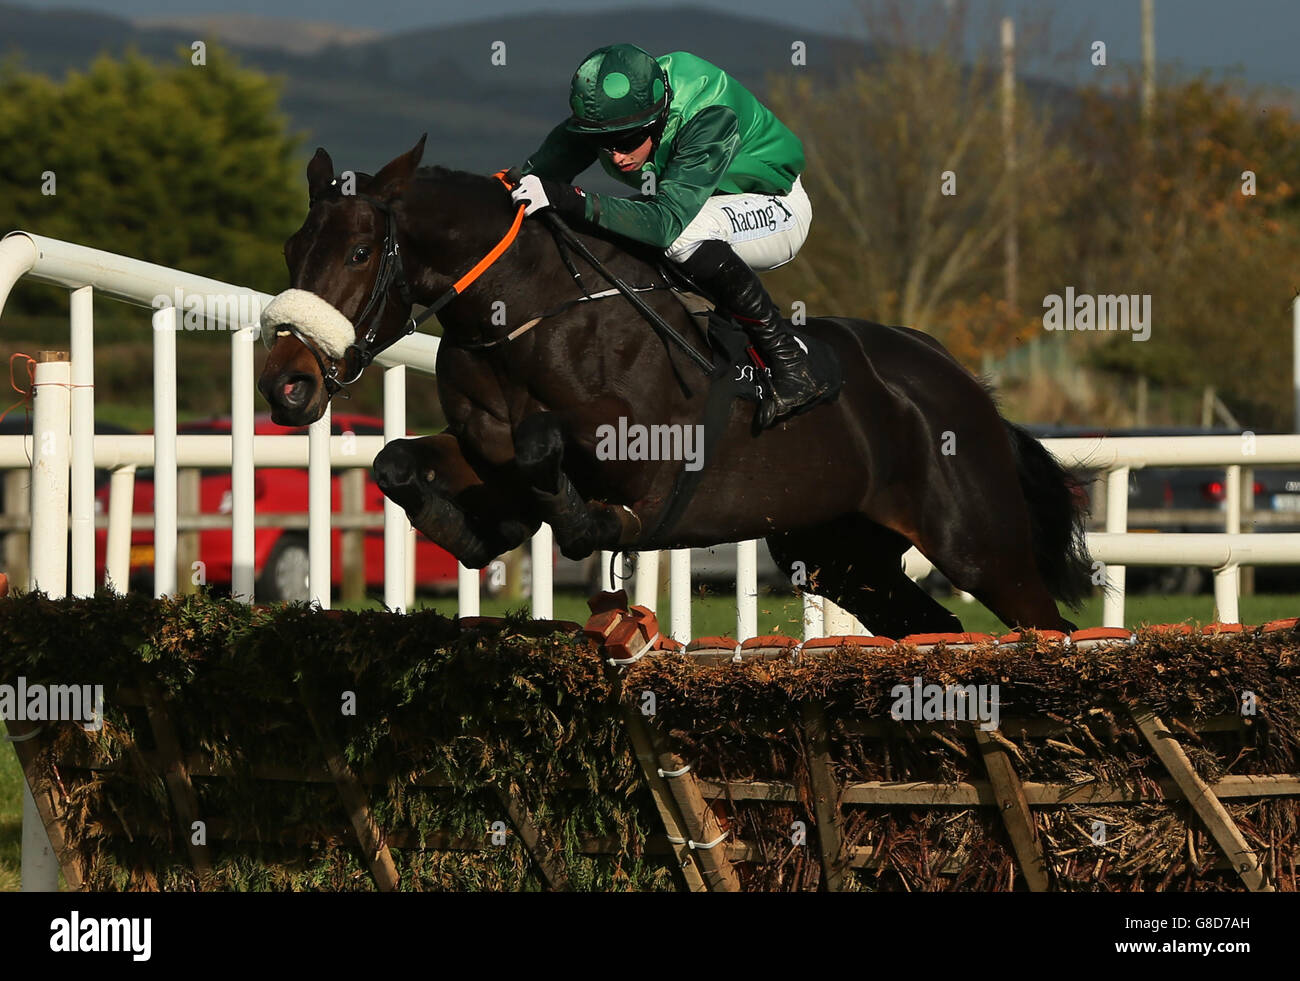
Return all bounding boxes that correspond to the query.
[93,413,465,601]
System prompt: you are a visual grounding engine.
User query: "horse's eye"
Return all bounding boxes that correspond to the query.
[350,246,372,264]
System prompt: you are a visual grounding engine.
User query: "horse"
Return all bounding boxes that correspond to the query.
[258,135,1092,636]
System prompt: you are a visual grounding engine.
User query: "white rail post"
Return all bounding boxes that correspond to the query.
[599,549,616,592]
[230,323,256,602]
[457,562,480,617]
[69,287,95,597]
[669,548,691,645]
[308,406,331,608]
[802,593,824,640]
[1225,465,1241,535]
[823,600,856,637]
[1102,465,1129,628]
[736,539,758,642]
[23,352,70,892]
[1214,564,1241,625]
[1218,465,1241,623]
[530,525,554,620]
[1242,465,1255,597]
[152,306,177,597]
[634,549,659,611]
[382,364,408,613]
[104,466,136,593]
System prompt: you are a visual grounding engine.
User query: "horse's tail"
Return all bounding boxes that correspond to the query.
[1003,420,1093,610]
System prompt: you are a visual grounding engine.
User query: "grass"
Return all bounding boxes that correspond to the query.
[0,743,22,892]
[4,587,1299,891]
[405,588,1300,638]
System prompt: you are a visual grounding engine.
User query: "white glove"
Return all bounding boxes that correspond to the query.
[510,174,552,216]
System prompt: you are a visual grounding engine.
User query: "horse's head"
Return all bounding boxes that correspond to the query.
[258,135,427,426]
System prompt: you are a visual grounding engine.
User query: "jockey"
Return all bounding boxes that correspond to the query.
[512,43,827,428]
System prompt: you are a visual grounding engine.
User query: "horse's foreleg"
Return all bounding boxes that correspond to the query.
[373,434,534,568]
[513,412,639,560]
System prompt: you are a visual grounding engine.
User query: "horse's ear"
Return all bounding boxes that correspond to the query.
[307,147,335,199]
[370,134,427,201]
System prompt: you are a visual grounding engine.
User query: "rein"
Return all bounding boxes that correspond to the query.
[492,168,716,378]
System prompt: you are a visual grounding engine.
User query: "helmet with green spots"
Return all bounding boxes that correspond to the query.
[565,43,669,135]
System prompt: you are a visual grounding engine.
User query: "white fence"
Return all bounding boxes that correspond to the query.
[4,230,1300,887]
[5,231,1300,633]
[1045,436,1300,626]
[0,232,875,642]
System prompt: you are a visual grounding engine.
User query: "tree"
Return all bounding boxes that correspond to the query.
[0,47,308,422]
[0,47,303,306]
[1066,74,1300,428]
[763,0,1075,366]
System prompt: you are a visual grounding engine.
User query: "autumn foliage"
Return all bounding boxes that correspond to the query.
[764,15,1300,427]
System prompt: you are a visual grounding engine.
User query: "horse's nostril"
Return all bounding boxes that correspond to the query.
[280,375,313,407]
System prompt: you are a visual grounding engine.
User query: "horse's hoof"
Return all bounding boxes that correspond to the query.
[408,495,488,565]
[558,538,596,562]
[374,442,429,513]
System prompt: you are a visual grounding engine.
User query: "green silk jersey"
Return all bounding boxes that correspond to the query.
[521,51,805,249]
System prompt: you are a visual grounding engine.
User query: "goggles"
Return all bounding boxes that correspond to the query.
[598,124,656,155]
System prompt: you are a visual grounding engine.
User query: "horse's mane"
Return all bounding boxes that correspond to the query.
[405,165,514,216]
[412,165,500,189]
[407,163,674,287]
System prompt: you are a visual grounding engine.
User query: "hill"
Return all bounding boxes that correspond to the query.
[3,2,913,180]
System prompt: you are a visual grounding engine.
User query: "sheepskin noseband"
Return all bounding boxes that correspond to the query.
[260,289,356,361]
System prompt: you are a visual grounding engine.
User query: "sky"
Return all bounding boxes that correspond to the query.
[12,0,1300,89]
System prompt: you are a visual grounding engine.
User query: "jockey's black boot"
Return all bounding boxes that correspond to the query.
[679,240,827,428]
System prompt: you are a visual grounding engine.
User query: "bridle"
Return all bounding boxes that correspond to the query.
[284,171,525,396]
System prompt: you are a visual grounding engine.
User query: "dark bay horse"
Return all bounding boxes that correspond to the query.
[258,136,1091,635]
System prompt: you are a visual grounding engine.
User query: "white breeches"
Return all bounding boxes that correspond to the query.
[664,175,812,271]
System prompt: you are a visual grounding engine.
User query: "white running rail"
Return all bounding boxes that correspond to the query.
[4,231,1300,885]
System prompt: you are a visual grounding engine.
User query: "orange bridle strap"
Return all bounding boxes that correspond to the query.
[413,169,526,328]
[450,170,526,294]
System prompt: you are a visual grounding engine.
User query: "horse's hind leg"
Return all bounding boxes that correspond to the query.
[904,494,1076,632]
[962,561,1077,633]
[766,516,963,638]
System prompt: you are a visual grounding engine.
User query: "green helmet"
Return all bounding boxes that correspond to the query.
[565,43,668,135]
